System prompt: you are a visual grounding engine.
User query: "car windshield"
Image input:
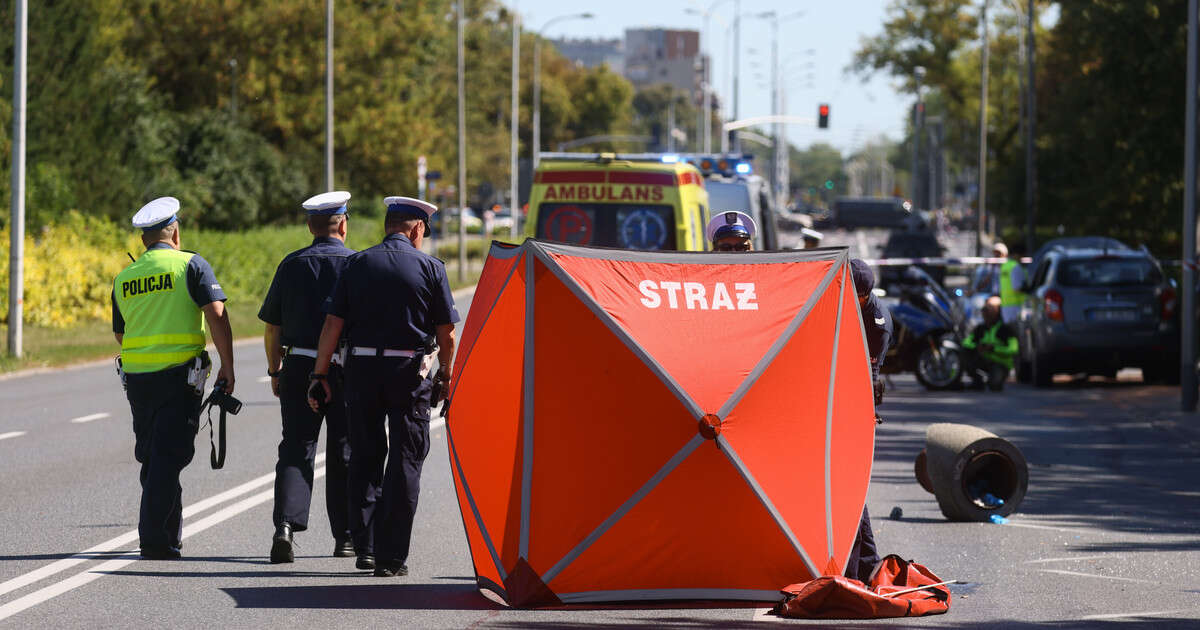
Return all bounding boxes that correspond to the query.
[536,203,677,250]
[1059,258,1161,287]
[706,181,751,214]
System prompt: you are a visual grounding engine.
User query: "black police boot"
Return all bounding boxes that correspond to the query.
[270,523,294,564]
[333,538,355,558]
[373,562,408,578]
[355,553,376,571]
[139,545,182,560]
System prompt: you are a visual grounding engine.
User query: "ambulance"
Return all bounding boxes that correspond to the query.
[526,152,711,251]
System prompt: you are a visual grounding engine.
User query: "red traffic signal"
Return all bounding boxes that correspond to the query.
[818,103,830,129]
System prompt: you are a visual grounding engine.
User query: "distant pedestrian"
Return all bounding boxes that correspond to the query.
[259,191,357,563]
[308,196,459,578]
[999,244,1027,324]
[801,227,824,249]
[112,197,235,559]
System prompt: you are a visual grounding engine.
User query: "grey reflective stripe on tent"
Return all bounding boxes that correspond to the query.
[519,250,535,559]
[447,425,507,582]
[824,262,848,561]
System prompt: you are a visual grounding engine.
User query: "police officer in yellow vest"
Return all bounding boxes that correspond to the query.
[998,244,1026,324]
[112,197,235,560]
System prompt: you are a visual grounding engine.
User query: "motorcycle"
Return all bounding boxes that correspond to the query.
[881,267,967,390]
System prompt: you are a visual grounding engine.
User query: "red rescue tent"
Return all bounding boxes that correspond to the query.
[447,239,875,607]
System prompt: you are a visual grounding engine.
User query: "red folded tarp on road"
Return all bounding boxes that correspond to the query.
[447,239,876,606]
[771,555,952,619]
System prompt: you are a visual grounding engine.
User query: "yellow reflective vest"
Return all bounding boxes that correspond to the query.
[114,248,206,373]
[999,259,1026,307]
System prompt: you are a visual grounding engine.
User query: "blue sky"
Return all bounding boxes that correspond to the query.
[514,0,914,155]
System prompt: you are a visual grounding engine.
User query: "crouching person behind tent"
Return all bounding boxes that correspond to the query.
[846,259,891,582]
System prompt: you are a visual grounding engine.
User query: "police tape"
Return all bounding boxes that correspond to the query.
[851,256,1030,267]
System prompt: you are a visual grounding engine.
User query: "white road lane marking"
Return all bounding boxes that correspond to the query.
[1024,555,1112,564]
[0,432,26,441]
[1082,609,1198,621]
[1038,569,1155,584]
[69,413,111,424]
[750,607,775,621]
[0,420,446,619]
[256,376,271,383]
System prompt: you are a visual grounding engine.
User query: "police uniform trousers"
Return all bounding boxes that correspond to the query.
[125,362,202,551]
[344,355,432,567]
[844,506,880,582]
[273,356,350,540]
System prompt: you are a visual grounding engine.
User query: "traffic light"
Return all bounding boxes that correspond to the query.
[818,103,830,129]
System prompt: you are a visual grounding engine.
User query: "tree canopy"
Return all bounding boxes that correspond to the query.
[0,0,636,229]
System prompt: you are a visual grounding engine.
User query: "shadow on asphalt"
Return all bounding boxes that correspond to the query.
[478,618,1199,629]
[873,378,1200,546]
[221,582,501,610]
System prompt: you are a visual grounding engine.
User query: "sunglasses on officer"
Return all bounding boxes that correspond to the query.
[714,240,752,252]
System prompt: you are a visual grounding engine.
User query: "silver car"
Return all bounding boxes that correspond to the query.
[1015,245,1178,386]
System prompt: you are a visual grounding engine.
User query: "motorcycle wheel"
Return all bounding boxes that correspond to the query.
[916,342,963,390]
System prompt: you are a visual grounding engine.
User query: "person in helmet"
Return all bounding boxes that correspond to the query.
[706,211,757,252]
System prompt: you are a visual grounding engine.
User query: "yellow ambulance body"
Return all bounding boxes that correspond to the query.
[525,153,710,251]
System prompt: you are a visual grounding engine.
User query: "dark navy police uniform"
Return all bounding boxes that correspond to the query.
[112,242,226,554]
[326,232,459,570]
[259,235,355,542]
[844,261,894,583]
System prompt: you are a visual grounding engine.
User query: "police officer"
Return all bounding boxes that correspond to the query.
[801,227,824,249]
[846,259,892,582]
[259,191,357,563]
[998,243,1026,324]
[112,197,235,560]
[308,196,459,578]
[706,211,756,252]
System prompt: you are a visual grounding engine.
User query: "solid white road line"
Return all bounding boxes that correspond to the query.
[1038,569,1155,584]
[0,466,326,622]
[0,431,27,441]
[750,607,775,621]
[0,419,446,620]
[1023,555,1112,564]
[1082,609,1198,621]
[69,413,111,424]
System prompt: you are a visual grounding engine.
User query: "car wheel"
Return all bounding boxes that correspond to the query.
[916,343,963,390]
[1031,346,1053,388]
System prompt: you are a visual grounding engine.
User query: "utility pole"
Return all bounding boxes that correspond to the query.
[1024,0,1036,255]
[977,0,989,257]
[457,0,467,282]
[511,8,521,240]
[911,66,925,209]
[7,0,26,358]
[325,0,334,190]
[1183,0,1198,410]
[731,0,741,150]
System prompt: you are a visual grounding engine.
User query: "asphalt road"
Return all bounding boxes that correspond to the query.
[3,241,1200,628]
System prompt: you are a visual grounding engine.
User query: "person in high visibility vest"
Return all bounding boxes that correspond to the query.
[998,244,1026,323]
[961,295,1019,391]
[112,197,235,559]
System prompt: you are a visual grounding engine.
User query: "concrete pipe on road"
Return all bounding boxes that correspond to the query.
[918,422,1028,522]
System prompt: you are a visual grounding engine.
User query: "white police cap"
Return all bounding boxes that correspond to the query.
[384,196,438,221]
[801,227,824,241]
[132,196,181,231]
[706,210,757,243]
[302,190,351,215]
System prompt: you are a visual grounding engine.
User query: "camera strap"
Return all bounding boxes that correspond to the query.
[200,397,227,469]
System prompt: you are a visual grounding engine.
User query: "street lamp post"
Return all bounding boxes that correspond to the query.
[325,0,334,191]
[977,0,989,257]
[1024,0,1037,256]
[511,9,521,240]
[1182,0,1198,410]
[457,0,467,281]
[7,0,26,358]
[532,12,593,168]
